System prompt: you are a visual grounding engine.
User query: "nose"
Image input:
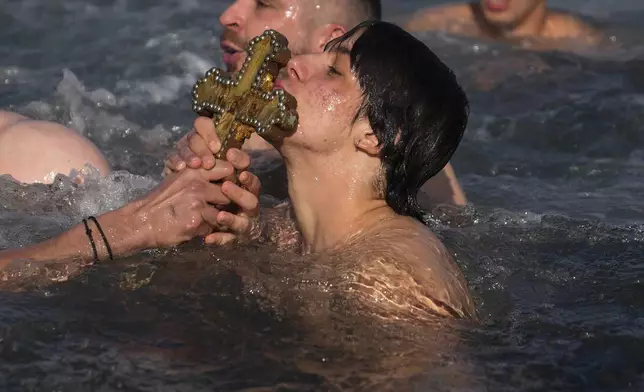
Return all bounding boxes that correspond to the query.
[286,55,311,83]
[219,2,244,32]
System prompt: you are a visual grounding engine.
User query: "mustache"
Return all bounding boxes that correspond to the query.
[220,29,247,49]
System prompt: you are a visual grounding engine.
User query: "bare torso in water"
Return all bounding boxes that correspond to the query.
[406,3,601,49]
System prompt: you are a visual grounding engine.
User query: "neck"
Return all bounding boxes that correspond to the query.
[511,2,548,37]
[281,147,393,253]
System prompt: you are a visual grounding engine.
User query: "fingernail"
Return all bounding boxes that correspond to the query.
[209,141,221,152]
[240,172,248,182]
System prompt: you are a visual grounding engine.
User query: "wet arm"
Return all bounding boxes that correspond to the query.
[0,203,147,270]
[420,163,467,206]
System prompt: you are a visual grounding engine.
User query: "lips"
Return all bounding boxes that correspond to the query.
[273,79,284,90]
[220,41,245,71]
[273,78,292,96]
[484,0,510,12]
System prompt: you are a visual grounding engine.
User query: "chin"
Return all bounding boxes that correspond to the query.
[225,62,239,73]
[483,12,521,27]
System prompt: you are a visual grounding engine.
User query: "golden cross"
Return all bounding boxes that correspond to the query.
[191,30,298,160]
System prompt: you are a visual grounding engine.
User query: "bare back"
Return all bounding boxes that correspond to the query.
[0,111,110,184]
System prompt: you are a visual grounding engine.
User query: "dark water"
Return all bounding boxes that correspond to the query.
[2,0,644,390]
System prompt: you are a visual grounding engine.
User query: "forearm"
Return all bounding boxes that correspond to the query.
[0,202,149,270]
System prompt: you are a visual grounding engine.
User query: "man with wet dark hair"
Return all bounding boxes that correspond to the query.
[406,0,599,46]
[170,20,476,317]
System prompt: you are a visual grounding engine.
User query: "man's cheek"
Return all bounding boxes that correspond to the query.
[315,87,346,117]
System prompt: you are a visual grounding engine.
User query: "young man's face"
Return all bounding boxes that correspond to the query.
[219,0,315,72]
[478,0,545,28]
[275,38,366,154]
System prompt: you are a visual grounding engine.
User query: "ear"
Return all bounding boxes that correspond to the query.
[311,23,347,53]
[354,121,381,156]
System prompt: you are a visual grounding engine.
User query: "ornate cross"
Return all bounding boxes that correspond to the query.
[191,30,298,160]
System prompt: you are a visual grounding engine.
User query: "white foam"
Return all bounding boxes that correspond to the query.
[116,51,213,106]
[76,170,158,217]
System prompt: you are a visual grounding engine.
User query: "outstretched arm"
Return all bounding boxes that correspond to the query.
[0,152,261,272]
[0,203,143,270]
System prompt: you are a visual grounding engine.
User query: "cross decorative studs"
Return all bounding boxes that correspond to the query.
[192,30,298,159]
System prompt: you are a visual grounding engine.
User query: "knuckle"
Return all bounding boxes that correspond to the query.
[236,217,249,231]
[188,198,203,210]
[180,147,193,160]
[247,197,259,211]
[252,177,262,193]
[183,215,201,231]
[187,179,204,191]
[184,220,199,232]
[188,132,203,146]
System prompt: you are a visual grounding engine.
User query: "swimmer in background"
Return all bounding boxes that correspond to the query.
[406,0,601,48]
[0,20,475,320]
[0,0,467,207]
[0,111,110,184]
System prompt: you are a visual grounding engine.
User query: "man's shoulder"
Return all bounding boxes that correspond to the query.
[405,3,475,33]
[545,11,600,42]
[354,217,476,319]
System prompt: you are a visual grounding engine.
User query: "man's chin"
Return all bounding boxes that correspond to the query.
[223,62,235,73]
[483,11,521,27]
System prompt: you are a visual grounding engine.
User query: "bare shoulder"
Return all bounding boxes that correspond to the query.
[406,3,474,33]
[545,11,601,43]
[345,216,476,320]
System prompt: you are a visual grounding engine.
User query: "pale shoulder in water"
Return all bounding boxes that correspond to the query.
[406,0,602,49]
[0,110,110,184]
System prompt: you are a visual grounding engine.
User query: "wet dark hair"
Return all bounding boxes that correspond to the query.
[327,21,469,222]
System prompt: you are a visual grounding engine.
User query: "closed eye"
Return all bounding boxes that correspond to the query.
[327,66,342,76]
